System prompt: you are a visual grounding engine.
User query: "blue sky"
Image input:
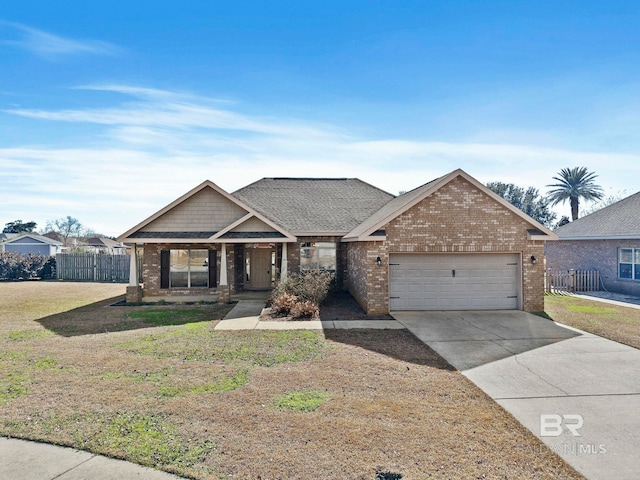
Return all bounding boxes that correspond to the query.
[1,1,639,236]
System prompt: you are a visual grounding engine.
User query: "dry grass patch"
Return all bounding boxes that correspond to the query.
[545,295,640,348]
[0,283,583,479]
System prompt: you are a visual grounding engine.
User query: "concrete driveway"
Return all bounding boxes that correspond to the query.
[393,310,640,480]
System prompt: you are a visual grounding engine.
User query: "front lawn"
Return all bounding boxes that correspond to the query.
[0,282,582,479]
[545,294,640,349]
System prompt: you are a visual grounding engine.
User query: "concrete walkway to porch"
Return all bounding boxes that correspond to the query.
[215,299,403,330]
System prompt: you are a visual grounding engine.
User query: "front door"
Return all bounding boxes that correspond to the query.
[247,248,274,290]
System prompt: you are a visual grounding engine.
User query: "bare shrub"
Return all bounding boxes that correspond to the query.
[271,292,299,316]
[290,300,319,319]
[268,271,333,320]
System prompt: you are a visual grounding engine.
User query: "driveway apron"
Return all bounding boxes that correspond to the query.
[393,310,640,480]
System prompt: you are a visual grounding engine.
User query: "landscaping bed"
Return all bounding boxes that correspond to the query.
[0,282,583,479]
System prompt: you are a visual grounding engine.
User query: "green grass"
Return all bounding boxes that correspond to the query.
[120,326,325,366]
[0,371,29,404]
[273,390,329,412]
[33,357,58,369]
[6,329,54,341]
[126,309,205,326]
[157,369,249,398]
[20,411,217,470]
[566,305,619,314]
[545,295,640,349]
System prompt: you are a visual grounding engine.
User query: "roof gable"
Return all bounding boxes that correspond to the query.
[233,178,394,234]
[344,169,557,241]
[4,233,63,246]
[554,191,640,239]
[118,180,296,243]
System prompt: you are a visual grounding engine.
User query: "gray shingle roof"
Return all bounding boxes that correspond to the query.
[555,191,640,239]
[232,178,395,234]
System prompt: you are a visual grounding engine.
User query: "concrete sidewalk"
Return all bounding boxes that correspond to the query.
[0,437,184,480]
[215,300,404,330]
[394,310,640,480]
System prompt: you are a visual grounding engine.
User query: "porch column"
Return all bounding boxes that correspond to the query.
[126,243,143,303]
[218,243,230,303]
[220,243,228,285]
[281,242,288,282]
[128,243,138,287]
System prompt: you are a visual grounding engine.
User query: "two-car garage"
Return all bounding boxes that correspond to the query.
[389,253,521,311]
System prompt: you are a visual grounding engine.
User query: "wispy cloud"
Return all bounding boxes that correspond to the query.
[0,21,121,59]
[1,84,637,236]
[5,84,338,138]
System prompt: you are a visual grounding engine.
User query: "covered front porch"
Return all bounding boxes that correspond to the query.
[125,241,296,304]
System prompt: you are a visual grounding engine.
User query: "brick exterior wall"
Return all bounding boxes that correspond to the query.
[545,239,640,296]
[344,241,387,314]
[345,176,546,313]
[142,243,235,297]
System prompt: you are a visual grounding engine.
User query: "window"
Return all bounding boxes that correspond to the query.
[619,248,640,281]
[300,242,336,271]
[161,249,215,288]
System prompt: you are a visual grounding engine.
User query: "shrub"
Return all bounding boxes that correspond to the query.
[270,292,299,316]
[0,252,54,280]
[269,271,333,320]
[290,300,319,319]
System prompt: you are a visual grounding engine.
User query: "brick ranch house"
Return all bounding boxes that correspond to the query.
[118,169,556,314]
[545,190,640,296]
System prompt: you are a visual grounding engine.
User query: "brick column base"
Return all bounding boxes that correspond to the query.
[217,285,230,303]
[126,286,143,304]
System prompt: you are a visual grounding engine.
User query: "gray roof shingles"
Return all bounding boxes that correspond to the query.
[233,178,395,234]
[555,191,640,239]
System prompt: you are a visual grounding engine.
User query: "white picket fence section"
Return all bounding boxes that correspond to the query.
[545,269,600,293]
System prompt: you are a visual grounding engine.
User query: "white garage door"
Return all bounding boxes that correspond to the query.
[389,253,520,311]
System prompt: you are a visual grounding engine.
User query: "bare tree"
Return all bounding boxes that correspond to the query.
[46,216,84,247]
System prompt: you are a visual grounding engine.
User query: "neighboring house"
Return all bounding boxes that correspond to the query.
[84,237,129,254]
[545,191,640,296]
[118,169,556,313]
[0,233,64,256]
[0,233,19,243]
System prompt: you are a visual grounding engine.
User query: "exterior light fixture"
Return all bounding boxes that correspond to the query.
[530,256,537,264]
[376,256,382,266]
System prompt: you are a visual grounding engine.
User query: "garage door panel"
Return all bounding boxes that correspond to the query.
[389,253,519,311]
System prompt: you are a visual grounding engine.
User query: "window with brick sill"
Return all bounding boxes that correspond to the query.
[619,248,640,281]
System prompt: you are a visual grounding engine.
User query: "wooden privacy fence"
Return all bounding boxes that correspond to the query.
[56,253,142,283]
[545,269,600,293]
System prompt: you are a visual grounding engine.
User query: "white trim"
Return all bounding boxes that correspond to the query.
[281,242,288,281]
[211,212,297,242]
[128,244,139,287]
[220,243,228,286]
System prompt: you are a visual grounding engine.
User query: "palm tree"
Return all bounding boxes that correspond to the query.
[546,167,604,221]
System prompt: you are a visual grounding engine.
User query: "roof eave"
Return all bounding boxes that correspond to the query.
[121,237,297,244]
[293,231,348,237]
[530,232,558,241]
[557,235,640,241]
